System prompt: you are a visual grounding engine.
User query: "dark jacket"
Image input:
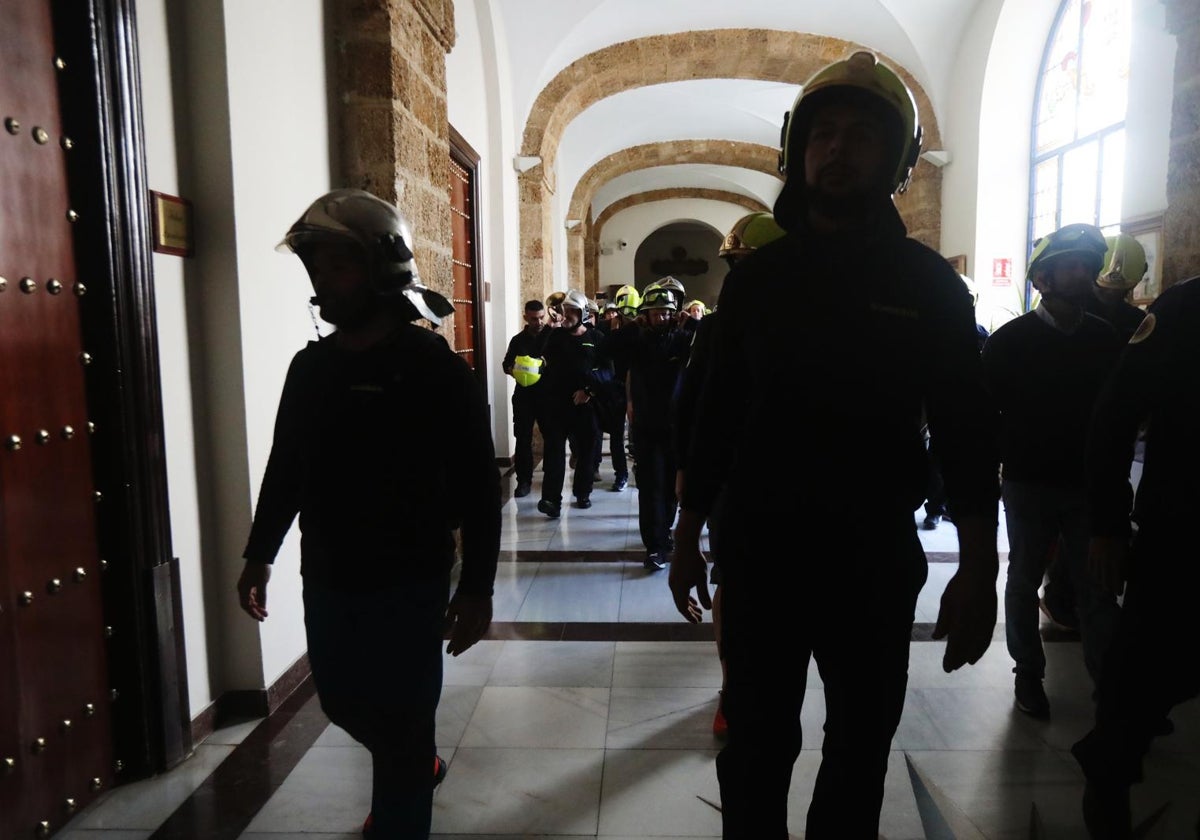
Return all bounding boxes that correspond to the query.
[1087,276,1200,539]
[982,308,1123,489]
[680,202,999,523]
[243,324,500,595]
[628,323,691,432]
[536,322,614,407]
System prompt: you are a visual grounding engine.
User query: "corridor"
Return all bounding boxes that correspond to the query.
[54,459,1200,839]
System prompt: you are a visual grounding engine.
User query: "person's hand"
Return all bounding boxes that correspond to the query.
[572,388,590,406]
[1088,535,1130,596]
[237,561,271,622]
[669,512,712,623]
[932,567,996,672]
[445,590,492,656]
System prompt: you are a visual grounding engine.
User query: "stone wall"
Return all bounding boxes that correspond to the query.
[1163,0,1200,289]
[331,0,458,341]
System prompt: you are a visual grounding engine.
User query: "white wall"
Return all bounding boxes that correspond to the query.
[448,0,523,464]
[597,200,749,290]
[135,0,211,716]
[223,0,333,693]
[1122,0,1175,221]
[135,0,333,716]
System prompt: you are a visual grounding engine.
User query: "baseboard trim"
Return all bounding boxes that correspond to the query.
[190,653,312,744]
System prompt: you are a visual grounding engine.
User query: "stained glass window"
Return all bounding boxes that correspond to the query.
[1030,0,1131,248]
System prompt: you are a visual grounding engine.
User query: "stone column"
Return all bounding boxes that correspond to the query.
[331,0,457,337]
[1163,0,1200,289]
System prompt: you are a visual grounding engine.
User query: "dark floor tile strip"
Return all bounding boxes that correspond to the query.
[148,677,326,840]
[502,549,645,563]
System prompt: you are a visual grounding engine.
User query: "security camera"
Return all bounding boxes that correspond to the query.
[619,239,628,250]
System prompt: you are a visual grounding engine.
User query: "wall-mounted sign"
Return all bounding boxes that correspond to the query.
[150,191,193,257]
[992,257,1012,286]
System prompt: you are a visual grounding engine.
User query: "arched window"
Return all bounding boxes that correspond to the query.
[1029,0,1132,245]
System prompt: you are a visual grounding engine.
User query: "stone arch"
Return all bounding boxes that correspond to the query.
[586,189,768,292]
[517,29,944,306]
[567,140,780,289]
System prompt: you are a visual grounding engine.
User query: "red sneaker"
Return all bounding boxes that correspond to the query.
[712,692,728,738]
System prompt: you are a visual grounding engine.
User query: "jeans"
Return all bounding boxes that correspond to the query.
[1002,480,1119,683]
[303,578,448,839]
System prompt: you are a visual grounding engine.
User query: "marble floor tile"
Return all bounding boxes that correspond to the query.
[605,686,723,750]
[200,716,266,746]
[488,563,540,621]
[488,640,616,687]
[242,746,373,834]
[596,748,724,838]
[617,564,685,622]
[612,642,723,689]
[70,744,234,830]
[442,639,504,686]
[57,832,154,840]
[514,564,623,622]
[460,686,610,748]
[431,747,604,835]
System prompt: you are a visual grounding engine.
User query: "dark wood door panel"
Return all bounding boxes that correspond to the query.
[1,0,115,835]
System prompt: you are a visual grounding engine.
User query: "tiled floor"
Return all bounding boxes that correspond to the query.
[59,453,1199,839]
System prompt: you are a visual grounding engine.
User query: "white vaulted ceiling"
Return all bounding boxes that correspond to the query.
[489,0,986,226]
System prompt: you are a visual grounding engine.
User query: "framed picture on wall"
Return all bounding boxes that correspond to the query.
[946,254,968,276]
[1122,213,1163,306]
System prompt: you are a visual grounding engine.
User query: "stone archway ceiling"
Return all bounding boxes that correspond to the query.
[591,189,768,236]
[521,29,943,185]
[569,140,781,228]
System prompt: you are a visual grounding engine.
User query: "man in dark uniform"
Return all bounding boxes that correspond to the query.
[1072,275,1200,838]
[669,51,1000,838]
[236,189,500,839]
[535,289,613,517]
[598,285,642,492]
[674,210,786,737]
[627,283,692,570]
[982,223,1124,719]
[502,300,548,497]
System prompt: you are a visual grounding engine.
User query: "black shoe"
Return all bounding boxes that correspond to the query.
[610,475,628,492]
[573,497,592,509]
[922,515,940,530]
[643,552,666,571]
[537,499,561,518]
[514,481,532,498]
[1014,675,1050,719]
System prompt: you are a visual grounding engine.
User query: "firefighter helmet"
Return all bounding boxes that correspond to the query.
[278,188,455,325]
[1026,223,1108,281]
[719,212,787,259]
[1097,233,1148,291]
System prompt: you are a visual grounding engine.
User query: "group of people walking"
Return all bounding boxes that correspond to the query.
[232,46,1198,840]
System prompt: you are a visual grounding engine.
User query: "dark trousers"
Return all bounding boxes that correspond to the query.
[303,579,448,839]
[715,521,925,839]
[595,411,628,479]
[541,400,599,504]
[630,423,676,553]
[1073,530,1200,788]
[511,388,539,485]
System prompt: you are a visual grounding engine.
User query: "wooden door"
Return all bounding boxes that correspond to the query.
[448,127,486,380]
[0,1,115,835]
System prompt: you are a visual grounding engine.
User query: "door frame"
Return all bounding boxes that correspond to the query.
[448,124,488,391]
[53,0,190,777]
